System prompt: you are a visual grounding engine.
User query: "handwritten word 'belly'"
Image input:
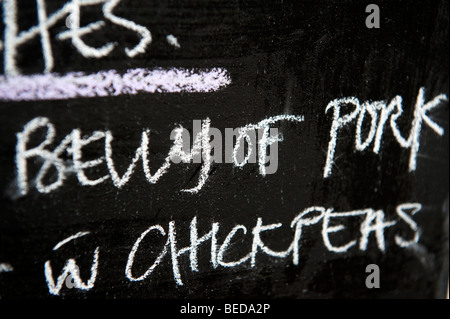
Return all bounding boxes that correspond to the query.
[14,115,304,196]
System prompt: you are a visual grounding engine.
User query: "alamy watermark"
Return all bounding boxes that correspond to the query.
[365,264,380,288]
[365,4,380,29]
[169,119,283,175]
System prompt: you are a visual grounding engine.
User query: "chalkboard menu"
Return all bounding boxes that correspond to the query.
[0,0,448,300]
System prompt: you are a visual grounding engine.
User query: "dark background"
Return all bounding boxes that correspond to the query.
[0,0,448,298]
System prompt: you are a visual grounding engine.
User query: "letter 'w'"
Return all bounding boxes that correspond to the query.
[44,232,99,295]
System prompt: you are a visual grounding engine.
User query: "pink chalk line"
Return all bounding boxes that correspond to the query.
[0,67,231,101]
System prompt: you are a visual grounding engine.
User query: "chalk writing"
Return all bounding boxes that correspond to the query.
[1,0,153,76]
[0,263,13,273]
[44,201,422,294]
[0,67,231,101]
[324,87,448,177]
[123,202,421,286]
[14,115,304,197]
[44,231,99,295]
[166,34,180,49]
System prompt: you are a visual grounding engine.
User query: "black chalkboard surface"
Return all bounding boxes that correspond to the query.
[0,0,448,300]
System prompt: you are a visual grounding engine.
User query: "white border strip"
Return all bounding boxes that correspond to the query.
[0,67,231,102]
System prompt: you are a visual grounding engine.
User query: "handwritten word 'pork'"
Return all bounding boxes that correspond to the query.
[324,87,448,178]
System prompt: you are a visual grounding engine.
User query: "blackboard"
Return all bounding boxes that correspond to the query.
[0,0,448,301]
